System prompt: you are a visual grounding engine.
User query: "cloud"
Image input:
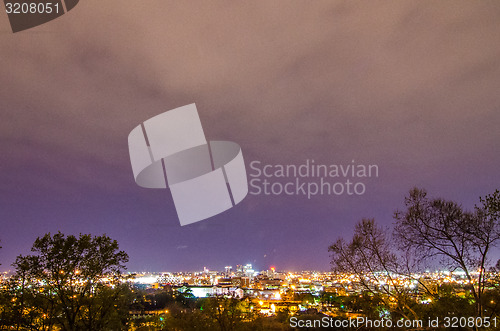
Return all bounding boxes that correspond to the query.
[1,0,500,270]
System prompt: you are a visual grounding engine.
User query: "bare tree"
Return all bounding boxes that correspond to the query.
[330,188,500,325]
[394,188,500,318]
[329,219,419,320]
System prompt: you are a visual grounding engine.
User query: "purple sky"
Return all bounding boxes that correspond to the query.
[1,1,499,272]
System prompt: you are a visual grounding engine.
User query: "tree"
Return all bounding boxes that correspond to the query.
[329,188,500,324]
[394,188,500,317]
[328,218,419,320]
[201,296,249,331]
[10,232,130,331]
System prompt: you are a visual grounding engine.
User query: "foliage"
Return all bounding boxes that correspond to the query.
[2,232,130,331]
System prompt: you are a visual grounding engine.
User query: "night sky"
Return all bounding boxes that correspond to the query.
[1,1,499,273]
